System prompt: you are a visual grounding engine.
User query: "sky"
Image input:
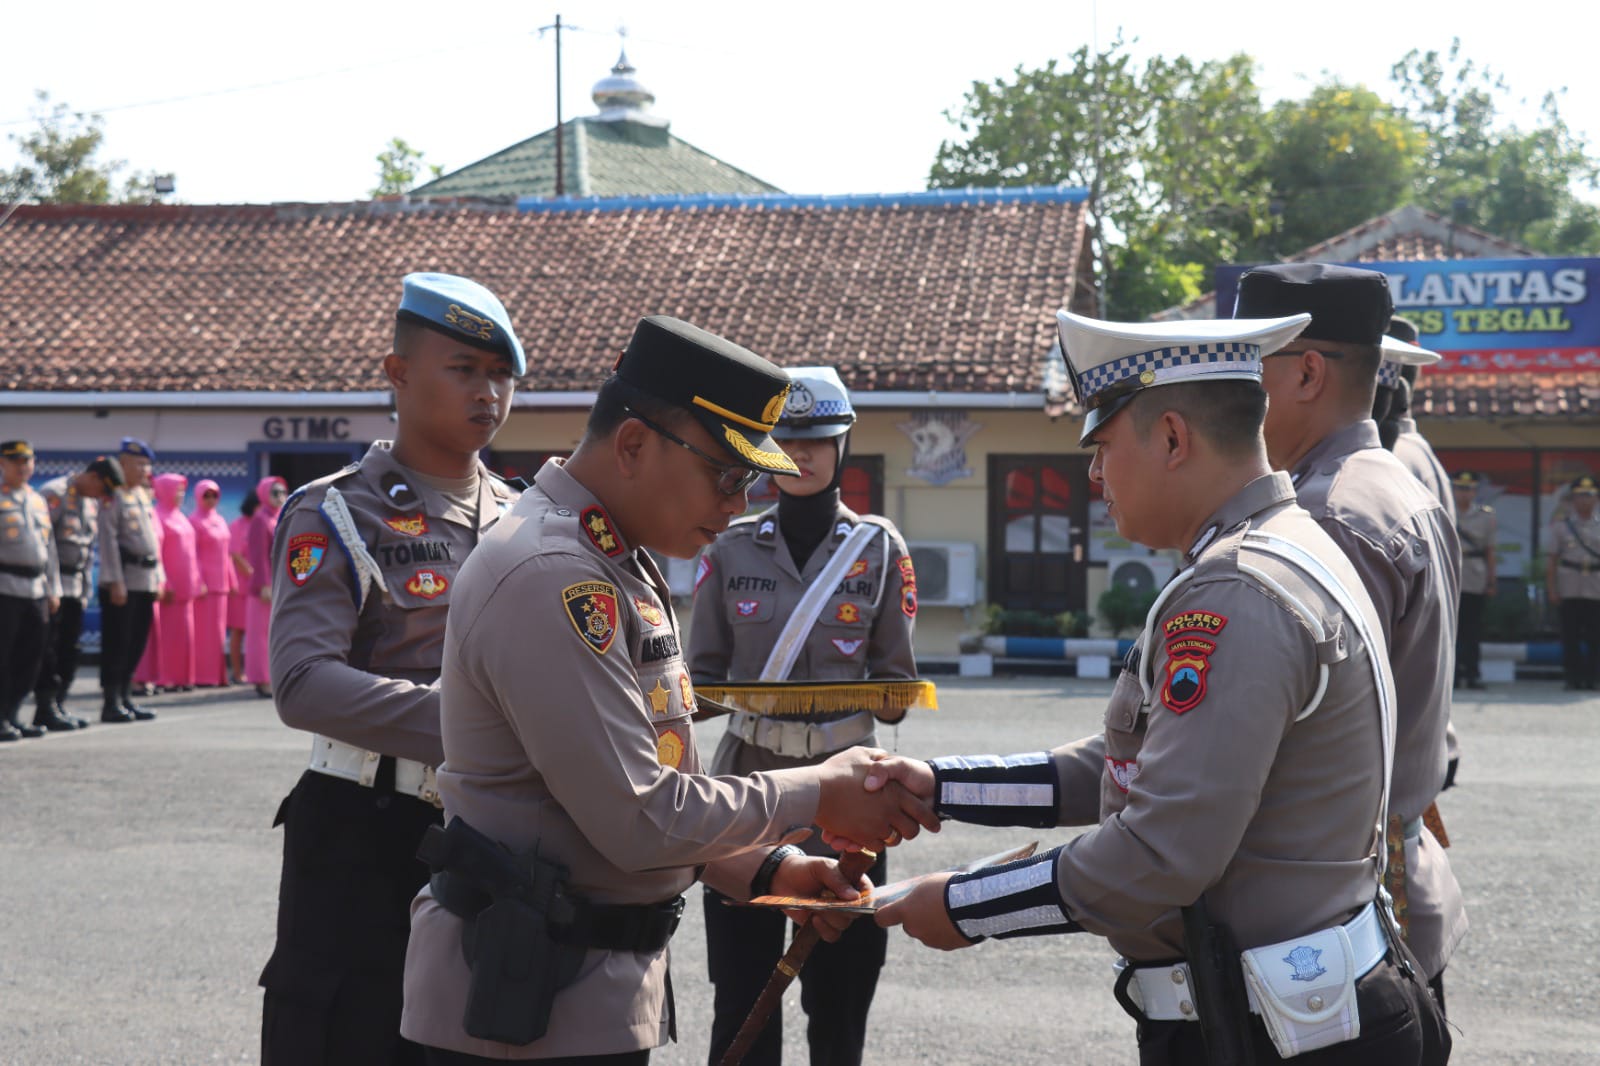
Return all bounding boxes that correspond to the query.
[1,0,1588,206]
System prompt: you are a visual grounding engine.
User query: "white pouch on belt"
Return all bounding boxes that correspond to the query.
[1239,924,1360,1058]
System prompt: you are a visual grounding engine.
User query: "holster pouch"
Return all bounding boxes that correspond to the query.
[1180,902,1257,1066]
[461,896,584,1045]
[1239,925,1360,1058]
[418,819,586,1046]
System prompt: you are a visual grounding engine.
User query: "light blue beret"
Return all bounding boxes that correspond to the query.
[396,273,525,376]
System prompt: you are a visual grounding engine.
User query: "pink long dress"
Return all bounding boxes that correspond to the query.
[153,473,201,689]
[227,512,252,632]
[189,479,235,686]
[245,476,286,686]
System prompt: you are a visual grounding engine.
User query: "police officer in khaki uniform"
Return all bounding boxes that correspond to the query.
[33,455,125,731]
[1547,474,1600,690]
[1,441,62,741]
[870,312,1448,1065]
[689,366,916,1066]
[259,274,526,1066]
[1379,319,1457,525]
[1234,264,1467,1011]
[401,316,938,1064]
[97,437,163,723]
[1452,472,1496,692]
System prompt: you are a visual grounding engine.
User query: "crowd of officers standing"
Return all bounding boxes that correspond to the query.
[5,260,1597,1064]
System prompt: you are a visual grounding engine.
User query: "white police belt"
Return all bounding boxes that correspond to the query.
[307,735,441,808]
[728,710,875,758]
[1120,902,1386,1034]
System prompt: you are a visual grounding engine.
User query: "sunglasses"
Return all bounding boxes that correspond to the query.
[624,407,760,496]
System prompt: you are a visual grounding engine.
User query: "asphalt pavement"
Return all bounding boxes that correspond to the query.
[1,676,1596,1064]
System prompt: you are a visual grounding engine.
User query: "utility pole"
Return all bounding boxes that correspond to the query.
[538,14,570,197]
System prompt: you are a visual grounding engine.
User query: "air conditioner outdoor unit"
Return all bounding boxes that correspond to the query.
[907,540,979,607]
[1106,552,1177,598]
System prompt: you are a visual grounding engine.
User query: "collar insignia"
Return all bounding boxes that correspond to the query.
[384,514,429,537]
[581,506,624,557]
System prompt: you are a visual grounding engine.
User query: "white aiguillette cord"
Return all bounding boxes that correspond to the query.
[759,522,881,682]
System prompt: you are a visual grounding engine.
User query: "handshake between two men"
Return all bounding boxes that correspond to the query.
[768,748,969,950]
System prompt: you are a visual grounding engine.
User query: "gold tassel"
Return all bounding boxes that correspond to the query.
[695,680,939,718]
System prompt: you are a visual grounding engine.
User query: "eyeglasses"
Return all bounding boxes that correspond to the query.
[623,407,760,496]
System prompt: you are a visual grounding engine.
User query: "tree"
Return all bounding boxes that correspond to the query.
[371,137,443,198]
[1253,83,1422,257]
[1,91,162,204]
[928,40,1273,318]
[1389,39,1600,253]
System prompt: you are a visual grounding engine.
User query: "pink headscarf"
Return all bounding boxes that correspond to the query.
[246,476,288,595]
[189,479,235,593]
[154,473,201,599]
[153,472,188,514]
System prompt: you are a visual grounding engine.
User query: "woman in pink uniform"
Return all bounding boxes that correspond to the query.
[189,479,235,686]
[153,472,201,690]
[245,476,287,697]
[227,493,258,685]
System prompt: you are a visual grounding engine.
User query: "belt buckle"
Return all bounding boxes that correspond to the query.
[775,719,810,758]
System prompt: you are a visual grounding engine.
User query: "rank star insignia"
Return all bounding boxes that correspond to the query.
[1161,652,1210,714]
[286,533,328,586]
[562,581,619,655]
[678,672,695,714]
[635,596,665,626]
[656,728,686,768]
[384,514,429,537]
[406,569,449,600]
[581,506,624,557]
[647,678,671,715]
[835,602,861,624]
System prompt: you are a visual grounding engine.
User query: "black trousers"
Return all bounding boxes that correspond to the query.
[260,769,444,1066]
[98,587,157,695]
[1455,592,1485,683]
[1134,957,1450,1065]
[0,594,48,723]
[703,850,888,1066]
[1559,597,1600,688]
[35,595,86,702]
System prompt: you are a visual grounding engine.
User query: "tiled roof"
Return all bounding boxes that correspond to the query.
[0,189,1092,396]
[409,118,781,200]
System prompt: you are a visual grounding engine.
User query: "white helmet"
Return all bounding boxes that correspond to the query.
[774,366,856,439]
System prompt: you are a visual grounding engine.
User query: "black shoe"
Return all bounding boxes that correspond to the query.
[35,708,79,733]
[101,705,136,724]
[254,684,273,699]
[11,719,45,738]
[127,705,156,721]
[0,720,20,742]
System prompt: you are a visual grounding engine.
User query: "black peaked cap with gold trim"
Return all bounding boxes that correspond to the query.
[615,316,799,476]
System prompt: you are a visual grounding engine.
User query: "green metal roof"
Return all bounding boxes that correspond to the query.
[411,118,781,200]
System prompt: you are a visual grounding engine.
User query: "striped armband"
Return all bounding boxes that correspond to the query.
[945,844,1080,943]
[928,753,1059,827]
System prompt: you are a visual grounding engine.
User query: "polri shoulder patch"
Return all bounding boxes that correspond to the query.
[563,581,620,655]
[286,533,328,586]
[1161,651,1210,715]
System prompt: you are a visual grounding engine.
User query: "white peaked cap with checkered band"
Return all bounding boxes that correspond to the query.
[1377,334,1442,388]
[1056,310,1312,446]
[773,365,856,440]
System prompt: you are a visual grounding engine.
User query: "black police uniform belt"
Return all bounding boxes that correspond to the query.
[0,561,44,579]
[430,869,685,953]
[120,550,159,568]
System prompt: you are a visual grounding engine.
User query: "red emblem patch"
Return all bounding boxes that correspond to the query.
[286,534,328,587]
[563,581,619,655]
[846,559,869,578]
[736,600,760,617]
[835,602,861,624]
[1163,610,1229,638]
[694,555,712,593]
[384,514,428,537]
[678,672,696,714]
[901,586,917,618]
[1161,652,1211,715]
[1106,756,1140,793]
[405,569,449,600]
[581,506,624,557]
[897,556,916,583]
